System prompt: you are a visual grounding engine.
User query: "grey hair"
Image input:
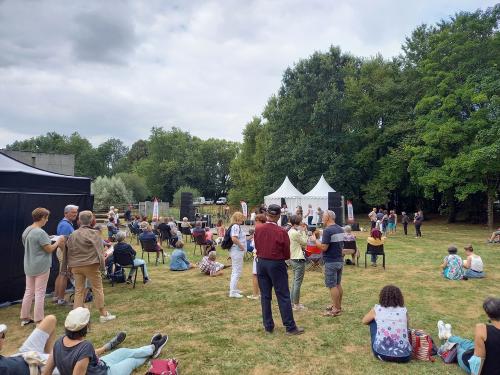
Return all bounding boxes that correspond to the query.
[483,297,500,321]
[64,205,79,213]
[195,221,202,227]
[325,210,336,221]
[344,225,351,233]
[208,251,216,260]
[115,231,126,242]
[79,210,93,226]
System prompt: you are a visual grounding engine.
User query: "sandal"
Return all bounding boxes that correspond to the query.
[322,309,341,317]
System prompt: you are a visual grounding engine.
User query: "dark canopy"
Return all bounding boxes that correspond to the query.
[0,152,93,304]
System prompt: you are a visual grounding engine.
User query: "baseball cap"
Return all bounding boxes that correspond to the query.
[267,204,281,216]
[65,307,90,332]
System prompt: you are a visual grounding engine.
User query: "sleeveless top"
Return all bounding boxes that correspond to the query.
[373,304,412,357]
[470,255,484,272]
[443,254,464,280]
[483,325,500,375]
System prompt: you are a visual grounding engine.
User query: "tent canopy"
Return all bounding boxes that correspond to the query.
[304,175,335,197]
[265,176,303,199]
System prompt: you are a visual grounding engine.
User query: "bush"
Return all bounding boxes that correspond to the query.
[91,176,133,211]
[172,185,201,206]
[115,172,150,202]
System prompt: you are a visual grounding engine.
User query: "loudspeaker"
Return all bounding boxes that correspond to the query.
[328,192,344,226]
[202,214,212,228]
[180,193,194,221]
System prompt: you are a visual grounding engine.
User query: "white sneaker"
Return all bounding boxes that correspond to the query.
[298,304,307,310]
[437,320,446,340]
[100,312,116,323]
[246,295,260,300]
[444,323,452,339]
[229,293,243,298]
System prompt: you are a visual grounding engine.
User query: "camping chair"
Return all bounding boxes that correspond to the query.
[192,231,208,255]
[140,238,165,265]
[111,251,144,289]
[365,243,385,269]
[127,223,141,245]
[158,225,172,248]
[343,240,359,266]
[305,244,323,272]
[181,226,192,242]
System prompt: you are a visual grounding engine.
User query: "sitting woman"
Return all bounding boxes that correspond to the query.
[114,231,150,284]
[43,307,168,375]
[362,285,412,363]
[440,245,464,280]
[463,245,485,279]
[444,297,500,375]
[170,241,196,271]
[367,229,385,267]
[139,224,162,260]
[106,217,119,242]
[198,250,226,276]
[342,225,358,265]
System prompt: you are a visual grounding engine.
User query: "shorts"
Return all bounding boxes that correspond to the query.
[324,262,343,288]
[17,328,50,362]
[252,258,257,275]
[56,247,66,274]
[388,223,395,230]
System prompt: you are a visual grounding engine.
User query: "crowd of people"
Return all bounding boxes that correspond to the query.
[2,201,498,374]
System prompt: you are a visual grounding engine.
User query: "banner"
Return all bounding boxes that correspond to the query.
[152,198,159,220]
[347,200,354,222]
[240,201,248,217]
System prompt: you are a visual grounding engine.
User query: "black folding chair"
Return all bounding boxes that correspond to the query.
[343,240,359,266]
[192,231,207,255]
[111,251,144,289]
[140,238,164,265]
[365,243,385,269]
[128,223,141,245]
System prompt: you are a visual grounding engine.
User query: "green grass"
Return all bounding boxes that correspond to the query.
[1,219,499,374]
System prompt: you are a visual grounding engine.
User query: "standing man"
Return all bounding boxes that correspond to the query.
[65,211,116,323]
[414,211,423,238]
[368,208,377,229]
[253,204,304,335]
[53,204,78,306]
[315,210,345,317]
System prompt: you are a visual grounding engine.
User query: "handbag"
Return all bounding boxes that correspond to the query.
[409,329,436,361]
[146,358,178,375]
[438,341,458,364]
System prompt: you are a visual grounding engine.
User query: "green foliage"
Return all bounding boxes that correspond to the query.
[172,185,201,207]
[91,176,133,211]
[115,172,150,202]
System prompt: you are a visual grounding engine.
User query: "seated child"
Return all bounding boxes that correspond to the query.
[440,245,464,280]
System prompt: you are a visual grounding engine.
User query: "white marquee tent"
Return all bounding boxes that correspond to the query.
[264,176,303,212]
[302,175,336,222]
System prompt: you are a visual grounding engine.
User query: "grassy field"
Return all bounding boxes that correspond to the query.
[1,218,499,374]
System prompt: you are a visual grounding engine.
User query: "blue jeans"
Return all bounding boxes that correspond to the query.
[290,260,305,304]
[448,336,474,373]
[128,259,149,279]
[371,254,378,263]
[464,269,484,279]
[369,321,411,363]
[102,344,154,375]
[257,258,297,332]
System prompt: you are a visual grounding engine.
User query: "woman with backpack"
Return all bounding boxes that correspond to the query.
[227,212,247,298]
[362,285,412,362]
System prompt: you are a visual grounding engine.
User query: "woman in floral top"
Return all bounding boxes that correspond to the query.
[440,245,464,280]
[362,285,412,362]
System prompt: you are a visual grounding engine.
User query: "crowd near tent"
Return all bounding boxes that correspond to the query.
[302,175,336,223]
[264,176,304,213]
[0,152,93,304]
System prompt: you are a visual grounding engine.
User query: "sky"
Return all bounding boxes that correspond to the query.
[0,0,496,148]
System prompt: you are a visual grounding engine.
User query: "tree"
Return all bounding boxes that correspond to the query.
[97,138,129,176]
[115,172,150,202]
[91,176,133,211]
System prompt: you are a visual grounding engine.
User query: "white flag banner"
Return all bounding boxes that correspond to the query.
[152,198,159,220]
[347,200,354,222]
[240,201,248,217]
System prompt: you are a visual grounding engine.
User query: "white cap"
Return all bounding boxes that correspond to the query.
[65,307,90,332]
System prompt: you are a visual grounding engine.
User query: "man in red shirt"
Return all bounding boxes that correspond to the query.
[254,204,304,335]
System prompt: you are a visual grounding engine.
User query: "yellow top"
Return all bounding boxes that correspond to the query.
[288,227,308,260]
[367,237,386,246]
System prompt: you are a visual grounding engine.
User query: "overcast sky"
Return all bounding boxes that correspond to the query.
[0,0,496,148]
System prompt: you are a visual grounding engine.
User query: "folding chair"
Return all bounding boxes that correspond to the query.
[192,231,207,255]
[111,251,144,289]
[343,240,360,266]
[181,226,192,242]
[158,224,172,248]
[365,243,385,269]
[140,238,164,265]
[127,223,141,245]
[305,244,323,272]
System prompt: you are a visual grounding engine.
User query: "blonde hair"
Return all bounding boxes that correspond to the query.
[231,212,245,224]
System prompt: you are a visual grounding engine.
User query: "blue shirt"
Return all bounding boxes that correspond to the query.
[170,249,190,271]
[321,224,344,263]
[139,231,157,242]
[57,218,75,237]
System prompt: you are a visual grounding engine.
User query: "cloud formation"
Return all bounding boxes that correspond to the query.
[0,0,496,147]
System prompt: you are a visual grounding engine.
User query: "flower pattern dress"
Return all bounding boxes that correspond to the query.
[373,305,412,358]
[443,254,464,280]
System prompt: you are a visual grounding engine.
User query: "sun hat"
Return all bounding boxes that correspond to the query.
[65,307,90,332]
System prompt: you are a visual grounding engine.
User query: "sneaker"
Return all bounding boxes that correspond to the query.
[371,263,377,267]
[286,327,305,336]
[444,323,452,339]
[126,278,132,285]
[152,335,169,358]
[229,293,244,298]
[20,319,34,327]
[150,333,162,345]
[99,312,116,323]
[298,304,307,310]
[246,295,259,300]
[107,331,127,350]
[57,299,70,306]
[437,320,446,340]
[292,304,299,311]
[144,278,151,284]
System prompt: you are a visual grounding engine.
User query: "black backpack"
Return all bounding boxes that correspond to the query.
[220,224,235,249]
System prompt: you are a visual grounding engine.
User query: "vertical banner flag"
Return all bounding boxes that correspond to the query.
[347,200,354,222]
[241,201,248,218]
[152,198,159,220]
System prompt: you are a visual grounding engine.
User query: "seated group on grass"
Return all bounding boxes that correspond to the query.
[441,245,485,280]
[0,308,169,375]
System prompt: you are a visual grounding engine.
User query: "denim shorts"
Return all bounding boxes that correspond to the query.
[324,262,343,288]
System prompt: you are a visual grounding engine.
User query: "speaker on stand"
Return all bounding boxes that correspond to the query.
[180,192,195,222]
[328,192,345,226]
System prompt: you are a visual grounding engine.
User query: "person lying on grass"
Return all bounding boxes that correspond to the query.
[170,240,197,271]
[440,245,465,280]
[42,307,168,375]
[198,251,228,276]
[362,285,412,363]
[439,296,500,375]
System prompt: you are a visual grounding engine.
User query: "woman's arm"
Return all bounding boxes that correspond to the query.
[72,357,90,375]
[472,323,487,375]
[362,308,375,325]
[42,237,65,254]
[463,255,471,269]
[41,352,55,375]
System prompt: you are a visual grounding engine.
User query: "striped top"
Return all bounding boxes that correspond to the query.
[321,224,345,263]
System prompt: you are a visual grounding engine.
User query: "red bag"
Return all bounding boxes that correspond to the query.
[146,358,178,375]
[409,329,435,362]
